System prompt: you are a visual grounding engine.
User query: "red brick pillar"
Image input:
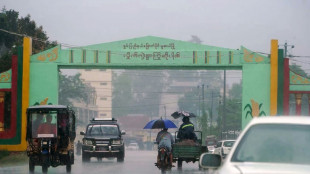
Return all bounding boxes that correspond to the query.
[0,91,4,131]
[295,93,302,115]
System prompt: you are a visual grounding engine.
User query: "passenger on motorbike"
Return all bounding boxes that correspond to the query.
[156,128,174,166]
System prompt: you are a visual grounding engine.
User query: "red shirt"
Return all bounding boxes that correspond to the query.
[37,123,57,137]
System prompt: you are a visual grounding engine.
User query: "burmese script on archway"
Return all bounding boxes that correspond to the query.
[122,43,180,60]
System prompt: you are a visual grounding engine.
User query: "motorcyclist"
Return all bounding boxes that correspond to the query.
[156,128,174,166]
[177,117,197,141]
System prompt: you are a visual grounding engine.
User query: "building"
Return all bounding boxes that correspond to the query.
[80,69,112,119]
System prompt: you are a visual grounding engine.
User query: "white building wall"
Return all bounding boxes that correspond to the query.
[80,69,112,118]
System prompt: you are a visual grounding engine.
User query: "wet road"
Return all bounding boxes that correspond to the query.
[0,150,213,174]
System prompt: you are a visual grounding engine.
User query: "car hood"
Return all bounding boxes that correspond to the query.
[218,162,310,174]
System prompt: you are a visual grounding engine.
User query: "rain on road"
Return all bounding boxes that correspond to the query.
[0,150,214,174]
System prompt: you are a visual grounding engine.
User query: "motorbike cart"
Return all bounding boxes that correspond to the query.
[26,105,76,173]
[172,131,208,168]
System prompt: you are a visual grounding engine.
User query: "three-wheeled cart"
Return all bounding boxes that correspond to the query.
[172,131,208,168]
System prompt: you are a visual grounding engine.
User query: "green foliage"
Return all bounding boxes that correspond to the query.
[0,8,57,72]
[112,72,134,117]
[177,89,199,114]
[290,63,309,78]
[229,81,242,100]
[216,82,242,138]
[197,107,208,143]
[0,52,11,73]
[112,70,164,117]
[58,72,95,107]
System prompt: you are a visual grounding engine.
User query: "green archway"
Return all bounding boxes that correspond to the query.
[29,36,271,129]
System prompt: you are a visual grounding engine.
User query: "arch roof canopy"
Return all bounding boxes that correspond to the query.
[290,70,310,91]
[30,36,269,67]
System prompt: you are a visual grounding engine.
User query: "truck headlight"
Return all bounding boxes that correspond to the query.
[113,140,121,144]
[84,140,93,145]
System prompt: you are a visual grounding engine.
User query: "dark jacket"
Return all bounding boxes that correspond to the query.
[177,121,197,141]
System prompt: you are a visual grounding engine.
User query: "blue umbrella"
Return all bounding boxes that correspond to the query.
[143,118,177,129]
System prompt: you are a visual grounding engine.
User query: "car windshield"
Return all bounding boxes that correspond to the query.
[207,141,216,146]
[231,124,310,164]
[87,125,119,136]
[223,141,235,147]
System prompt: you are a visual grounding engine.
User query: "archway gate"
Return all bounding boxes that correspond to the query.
[1,36,281,150]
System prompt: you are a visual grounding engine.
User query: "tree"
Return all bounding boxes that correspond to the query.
[0,8,57,72]
[216,82,242,139]
[111,70,166,118]
[112,71,134,117]
[290,63,309,78]
[58,72,95,107]
[188,35,203,44]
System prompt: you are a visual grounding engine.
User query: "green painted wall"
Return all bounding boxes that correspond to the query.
[242,64,270,128]
[29,63,58,106]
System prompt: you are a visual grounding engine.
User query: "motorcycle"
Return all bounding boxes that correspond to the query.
[155,145,173,171]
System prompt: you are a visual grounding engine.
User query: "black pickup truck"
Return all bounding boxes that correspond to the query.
[80,118,126,162]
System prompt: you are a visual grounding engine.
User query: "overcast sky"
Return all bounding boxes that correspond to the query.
[2,0,310,73]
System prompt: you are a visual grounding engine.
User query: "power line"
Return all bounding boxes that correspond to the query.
[0,28,267,59]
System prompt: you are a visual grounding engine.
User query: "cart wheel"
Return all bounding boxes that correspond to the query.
[177,159,182,168]
[29,159,35,173]
[42,165,48,173]
[66,164,71,173]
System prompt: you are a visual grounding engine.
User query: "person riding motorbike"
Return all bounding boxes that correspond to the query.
[156,128,174,166]
[177,117,197,141]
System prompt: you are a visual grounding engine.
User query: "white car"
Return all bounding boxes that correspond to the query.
[213,140,235,158]
[200,116,310,174]
[127,143,139,150]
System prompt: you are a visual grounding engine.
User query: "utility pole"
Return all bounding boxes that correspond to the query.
[202,84,205,113]
[164,105,166,119]
[284,41,294,58]
[210,91,214,135]
[223,70,226,139]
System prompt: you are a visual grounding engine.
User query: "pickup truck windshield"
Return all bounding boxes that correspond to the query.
[87,125,119,136]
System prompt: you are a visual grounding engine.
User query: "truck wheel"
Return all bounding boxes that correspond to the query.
[82,152,90,162]
[177,159,182,168]
[42,165,48,173]
[117,152,124,162]
[29,159,35,173]
[66,164,71,173]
